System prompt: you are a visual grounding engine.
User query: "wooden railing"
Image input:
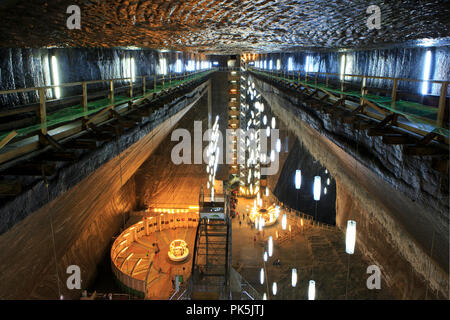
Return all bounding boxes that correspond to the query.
[249,67,449,142]
[0,69,215,164]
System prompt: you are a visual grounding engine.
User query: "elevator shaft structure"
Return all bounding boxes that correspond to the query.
[189,191,232,300]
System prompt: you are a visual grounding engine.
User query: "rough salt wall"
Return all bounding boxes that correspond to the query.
[260,46,450,95]
[336,181,445,299]
[253,75,449,298]
[0,47,208,108]
[0,0,448,53]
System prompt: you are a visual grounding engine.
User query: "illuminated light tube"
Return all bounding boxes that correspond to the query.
[324,187,327,195]
[51,56,61,99]
[276,139,281,153]
[421,50,432,95]
[272,282,277,296]
[260,268,264,285]
[271,117,276,129]
[265,187,269,197]
[263,251,268,262]
[268,236,273,257]
[295,170,302,189]
[270,150,275,162]
[255,216,259,229]
[308,280,316,300]
[346,220,357,254]
[263,293,267,300]
[266,126,270,137]
[327,178,330,185]
[292,268,297,287]
[263,115,267,125]
[281,213,287,230]
[313,176,321,201]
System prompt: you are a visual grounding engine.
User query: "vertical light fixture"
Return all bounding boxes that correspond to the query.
[281,213,287,230]
[260,268,265,285]
[291,268,297,287]
[308,280,316,300]
[421,50,432,95]
[265,187,269,197]
[263,293,267,300]
[345,220,357,254]
[340,55,346,81]
[295,170,302,189]
[276,139,281,153]
[130,57,136,82]
[272,282,277,295]
[263,251,268,262]
[271,117,276,129]
[313,176,321,201]
[51,56,61,99]
[268,236,273,257]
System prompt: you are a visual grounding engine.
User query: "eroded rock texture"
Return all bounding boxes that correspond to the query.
[0,0,449,53]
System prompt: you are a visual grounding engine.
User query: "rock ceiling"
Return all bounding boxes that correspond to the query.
[0,0,449,53]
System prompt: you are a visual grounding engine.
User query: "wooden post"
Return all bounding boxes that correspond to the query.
[38,88,47,136]
[391,78,398,109]
[110,80,114,105]
[437,82,448,138]
[129,78,133,98]
[142,76,146,95]
[82,82,88,119]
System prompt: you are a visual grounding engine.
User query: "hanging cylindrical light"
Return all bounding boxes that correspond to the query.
[291,268,297,287]
[271,117,276,129]
[308,280,316,300]
[263,251,268,262]
[266,126,270,137]
[270,150,275,162]
[276,139,281,153]
[327,178,330,185]
[313,176,321,201]
[345,220,357,254]
[324,187,327,195]
[263,293,267,300]
[295,170,302,189]
[281,213,287,230]
[260,268,264,285]
[268,236,273,257]
[265,187,269,197]
[272,282,277,295]
[263,115,267,125]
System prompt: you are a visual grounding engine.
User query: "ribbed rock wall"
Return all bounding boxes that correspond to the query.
[253,74,449,299]
[0,47,208,108]
[260,46,450,95]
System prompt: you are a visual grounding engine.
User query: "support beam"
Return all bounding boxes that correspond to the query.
[0,181,22,196]
[37,151,78,162]
[0,162,56,176]
[367,127,399,136]
[38,133,65,151]
[382,135,416,145]
[64,139,97,150]
[404,146,448,156]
